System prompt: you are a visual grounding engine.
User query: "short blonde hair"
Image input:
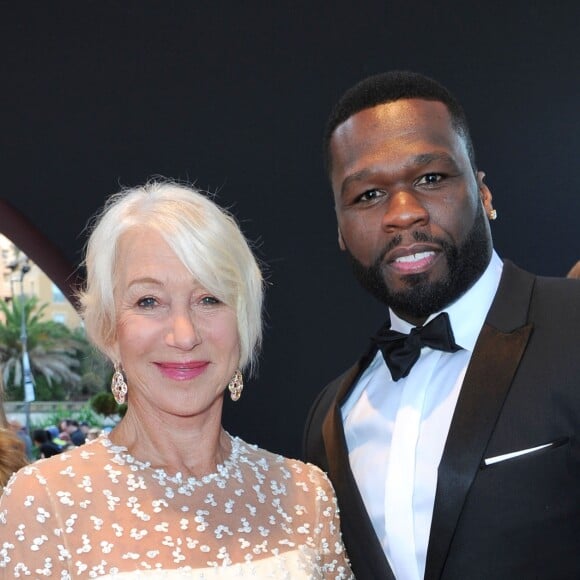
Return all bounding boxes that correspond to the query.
[78,180,264,374]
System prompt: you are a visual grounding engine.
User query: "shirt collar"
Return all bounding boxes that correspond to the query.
[389,251,503,352]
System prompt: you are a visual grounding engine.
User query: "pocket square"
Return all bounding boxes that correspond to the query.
[484,438,566,466]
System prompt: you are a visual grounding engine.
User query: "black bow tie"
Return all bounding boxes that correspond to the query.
[372,312,462,381]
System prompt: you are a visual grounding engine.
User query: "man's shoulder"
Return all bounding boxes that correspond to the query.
[508,261,580,309]
[502,259,580,292]
[491,260,579,323]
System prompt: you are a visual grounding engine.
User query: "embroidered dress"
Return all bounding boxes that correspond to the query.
[0,434,352,579]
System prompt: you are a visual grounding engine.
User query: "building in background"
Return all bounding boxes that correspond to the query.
[0,234,81,329]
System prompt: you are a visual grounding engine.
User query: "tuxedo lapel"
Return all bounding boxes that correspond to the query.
[322,351,395,580]
[425,262,535,579]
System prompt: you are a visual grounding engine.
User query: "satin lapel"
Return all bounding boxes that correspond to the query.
[425,262,535,580]
[322,351,395,580]
[322,343,377,483]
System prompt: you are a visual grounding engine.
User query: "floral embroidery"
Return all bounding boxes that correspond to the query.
[0,433,353,578]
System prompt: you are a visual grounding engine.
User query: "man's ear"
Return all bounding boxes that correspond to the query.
[477,171,494,216]
[338,227,346,251]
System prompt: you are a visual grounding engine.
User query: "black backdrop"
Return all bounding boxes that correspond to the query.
[2,1,579,458]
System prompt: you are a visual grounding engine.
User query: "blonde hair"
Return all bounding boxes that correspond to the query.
[78,180,264,374]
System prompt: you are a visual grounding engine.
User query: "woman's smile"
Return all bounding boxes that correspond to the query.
[154,360,210,381]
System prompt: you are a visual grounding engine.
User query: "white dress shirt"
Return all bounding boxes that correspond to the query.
[342,252,503,580]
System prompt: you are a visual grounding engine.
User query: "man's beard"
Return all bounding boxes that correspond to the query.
[345,204,492,321]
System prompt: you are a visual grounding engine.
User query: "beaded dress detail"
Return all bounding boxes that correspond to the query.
[0,433,352,579]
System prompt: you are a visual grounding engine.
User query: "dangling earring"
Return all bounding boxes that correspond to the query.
[489,208,497,221]
[228,370,243,402]
[111,362,128,405]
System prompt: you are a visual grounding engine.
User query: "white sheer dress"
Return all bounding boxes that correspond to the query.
[0,433,353,579]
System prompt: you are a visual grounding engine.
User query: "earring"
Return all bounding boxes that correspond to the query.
[228,370,243,402]
[489,208,497,221]
[111,362,128,405]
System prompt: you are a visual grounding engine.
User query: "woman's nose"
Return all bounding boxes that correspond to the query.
[166,312,201,350]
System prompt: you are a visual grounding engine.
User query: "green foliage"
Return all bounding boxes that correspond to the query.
[0,296,81,396]
[75,336,111,399]
[90,391,125,417]
[8,374,66,402]
[30,402,105,431]
[0,297,109,402]
[74,404,103,427]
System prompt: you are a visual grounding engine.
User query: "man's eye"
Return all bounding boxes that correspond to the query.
[137,296,158,309]
[357,189,384,202]
[416,173,444,185]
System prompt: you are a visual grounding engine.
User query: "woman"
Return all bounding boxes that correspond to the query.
[0,181,353,578]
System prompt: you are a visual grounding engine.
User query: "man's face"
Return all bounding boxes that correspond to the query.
[329,99,493,325]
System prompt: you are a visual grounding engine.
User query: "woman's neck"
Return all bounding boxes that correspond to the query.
[108,405,230,479]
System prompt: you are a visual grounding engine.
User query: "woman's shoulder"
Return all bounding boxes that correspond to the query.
[10,436,106,481]
[234,436,333,490]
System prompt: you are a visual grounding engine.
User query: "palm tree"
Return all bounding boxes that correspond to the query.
[0,296,84,399]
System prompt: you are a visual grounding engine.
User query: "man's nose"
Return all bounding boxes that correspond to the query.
[381,190,429,232]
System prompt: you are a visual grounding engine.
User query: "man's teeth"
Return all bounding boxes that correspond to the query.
[395,251,433,263]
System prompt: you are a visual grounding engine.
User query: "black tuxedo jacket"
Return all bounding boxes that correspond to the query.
[304,261,580,580]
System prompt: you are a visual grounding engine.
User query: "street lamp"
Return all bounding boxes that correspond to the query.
[7,256,35,432]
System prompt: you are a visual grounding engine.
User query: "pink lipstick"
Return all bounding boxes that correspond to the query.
[154,361,209,381]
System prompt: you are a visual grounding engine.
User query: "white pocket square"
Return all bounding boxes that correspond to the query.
[484,442,555,466]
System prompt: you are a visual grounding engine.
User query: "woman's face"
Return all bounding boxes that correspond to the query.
[111,227,240,420]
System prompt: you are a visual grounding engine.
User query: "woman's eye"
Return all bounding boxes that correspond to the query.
[200,296,220,306]
[416,173,444,185]
[137,296,158,309]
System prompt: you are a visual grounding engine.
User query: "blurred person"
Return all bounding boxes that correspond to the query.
[59,418,86,446]
[46,424,72,450]
[32,429,63,459]
[304,71,580,579]
[86,427,101,441]
[0,180,353,578]
[57,430,74,447]
[79,420,91,437]
[67,419,86,445]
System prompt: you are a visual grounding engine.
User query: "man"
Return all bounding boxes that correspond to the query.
[60,418,86,446]
[32,428,63,459]
[304,71,580,580]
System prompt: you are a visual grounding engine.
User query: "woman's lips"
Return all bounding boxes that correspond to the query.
[154,361,209,380]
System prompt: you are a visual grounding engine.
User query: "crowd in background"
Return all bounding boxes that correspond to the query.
[11,417,102,460]
[1,403,103,490]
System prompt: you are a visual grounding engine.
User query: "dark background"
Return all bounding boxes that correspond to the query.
[2,1,579,459]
